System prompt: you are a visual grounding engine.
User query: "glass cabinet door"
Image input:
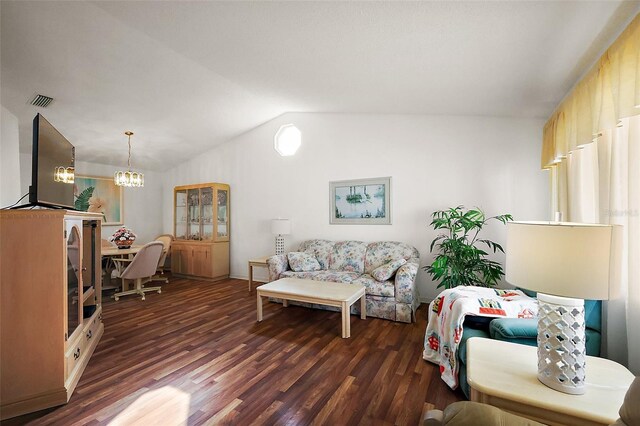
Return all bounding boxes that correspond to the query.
[216,186,229,241]
[175,184,230,242]
[187,188,200,240]
[66,224,81,339]
[81,220,97,292]
[175,190,187,239]
[201,187,214,241]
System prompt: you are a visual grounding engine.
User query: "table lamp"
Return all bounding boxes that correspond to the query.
[506,221,613,395]
[271,218,291,255]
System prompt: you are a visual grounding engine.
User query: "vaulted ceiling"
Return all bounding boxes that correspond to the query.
[1,1,637,170]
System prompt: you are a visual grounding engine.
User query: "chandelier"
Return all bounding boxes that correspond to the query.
[54,166,74,184]
[114,131,144,188]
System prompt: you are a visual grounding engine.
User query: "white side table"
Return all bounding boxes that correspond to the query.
[467,337,634,426]
[247,256,271,292]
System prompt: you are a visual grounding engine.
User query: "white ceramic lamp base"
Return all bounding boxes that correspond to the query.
[275,235,285,255]
[537,293,586,395]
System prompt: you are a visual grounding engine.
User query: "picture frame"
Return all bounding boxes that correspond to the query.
[330,177,391,225]
[74,175,124,225]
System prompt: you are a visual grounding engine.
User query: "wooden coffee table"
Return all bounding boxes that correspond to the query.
[466,337,634,426]
[256,278,366,338]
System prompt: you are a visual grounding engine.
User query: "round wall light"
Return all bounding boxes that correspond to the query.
[274,124,301,156]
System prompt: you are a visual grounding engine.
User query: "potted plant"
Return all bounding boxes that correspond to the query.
[425,206,512,289]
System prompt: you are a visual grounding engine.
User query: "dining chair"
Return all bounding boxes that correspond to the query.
[113,241,164,301]
[101,238,115,272]
[150,234,173,284]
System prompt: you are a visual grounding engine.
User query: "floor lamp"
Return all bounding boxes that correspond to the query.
[506,221,613,395]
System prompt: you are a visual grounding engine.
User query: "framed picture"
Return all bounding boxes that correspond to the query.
[330,177,391,225]
[74,176,123,225]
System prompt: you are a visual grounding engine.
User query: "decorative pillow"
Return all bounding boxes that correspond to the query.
[371,258,407,281]
[287,252,321,272]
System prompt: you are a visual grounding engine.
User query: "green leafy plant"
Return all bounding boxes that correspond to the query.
[425,206,513,289]
[74,186,94,211]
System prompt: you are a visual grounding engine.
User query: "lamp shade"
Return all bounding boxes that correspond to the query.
[506,221,612,300]
[271,219,291,235]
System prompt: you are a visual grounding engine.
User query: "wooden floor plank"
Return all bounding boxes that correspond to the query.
[3,277,462,425]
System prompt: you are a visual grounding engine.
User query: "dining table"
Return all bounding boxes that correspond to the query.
[102,245,142,258]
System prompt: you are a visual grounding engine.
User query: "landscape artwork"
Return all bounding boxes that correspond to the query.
[330,177,391,224]
[74,176,123,225]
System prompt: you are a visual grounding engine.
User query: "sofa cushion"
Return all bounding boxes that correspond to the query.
[371,258,406,281]
[353,274,395,297]
[298,239,334,270]
[489,318,538,348]
[329,241,367,273]
[287,252,321,272]
[281,270,360,284]
[364,241,420,274]
[280,271,324,280]
[313,270,361,283]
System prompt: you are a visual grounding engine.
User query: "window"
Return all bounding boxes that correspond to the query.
[274,124,301,156]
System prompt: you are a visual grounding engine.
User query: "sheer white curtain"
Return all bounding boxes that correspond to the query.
[562,116,640,373]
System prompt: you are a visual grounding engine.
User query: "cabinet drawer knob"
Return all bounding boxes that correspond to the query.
[73,347,81,359]
[86,329,92,340]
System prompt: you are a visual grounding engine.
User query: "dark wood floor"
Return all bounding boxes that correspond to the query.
[7,276,462,425]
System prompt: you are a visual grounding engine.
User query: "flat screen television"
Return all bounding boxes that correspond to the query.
[27,114,75,209]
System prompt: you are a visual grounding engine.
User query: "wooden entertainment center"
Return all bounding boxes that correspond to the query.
[0,210,104,420]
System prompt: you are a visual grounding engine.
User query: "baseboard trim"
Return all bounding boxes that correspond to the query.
[230,274,268,283]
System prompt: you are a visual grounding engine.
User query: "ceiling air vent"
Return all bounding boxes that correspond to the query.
[30,94,54,108]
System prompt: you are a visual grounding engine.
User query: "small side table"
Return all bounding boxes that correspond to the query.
[247,256,271,292]
[467,337,634,426]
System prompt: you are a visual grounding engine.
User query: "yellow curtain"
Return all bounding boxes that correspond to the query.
[542,13,640,169]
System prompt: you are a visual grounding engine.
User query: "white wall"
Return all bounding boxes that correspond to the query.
[1,106,22,207]
[19,154,163,243]
[162,112,549,301]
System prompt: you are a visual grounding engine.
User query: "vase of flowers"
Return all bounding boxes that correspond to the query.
[109,226,137,249]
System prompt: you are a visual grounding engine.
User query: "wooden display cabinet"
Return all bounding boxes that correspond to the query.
[0,210,104,420]
[172,182,230,280]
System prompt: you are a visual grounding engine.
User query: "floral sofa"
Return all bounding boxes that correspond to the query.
[266,239,420,323]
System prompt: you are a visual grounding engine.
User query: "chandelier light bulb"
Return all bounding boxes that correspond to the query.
[54,166,75,184]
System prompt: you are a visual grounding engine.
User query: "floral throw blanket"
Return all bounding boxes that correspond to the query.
[423,286,538,390]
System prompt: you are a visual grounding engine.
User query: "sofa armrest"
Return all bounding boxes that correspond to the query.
[266,254,289,281]
[395,262,418,304]
[489,318,537,344]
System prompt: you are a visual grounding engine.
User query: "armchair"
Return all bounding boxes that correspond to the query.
[424,377,639,426]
